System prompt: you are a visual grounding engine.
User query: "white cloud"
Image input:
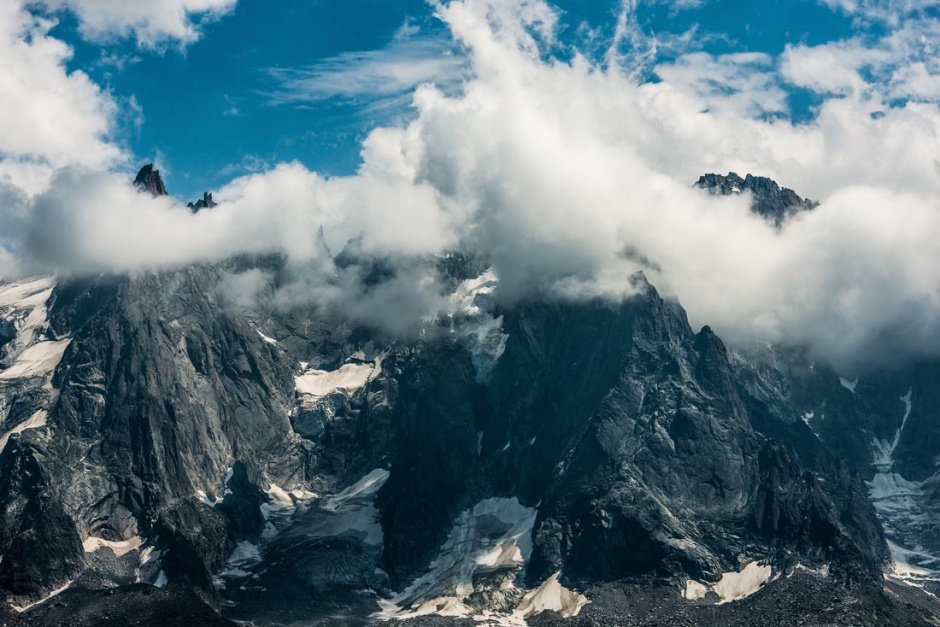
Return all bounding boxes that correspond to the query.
[8,0,940,369]
[0,2,121,190]
[820,0,940,25]
[33,0,237,47]
[266,35,466,113]
[655,52,788,116]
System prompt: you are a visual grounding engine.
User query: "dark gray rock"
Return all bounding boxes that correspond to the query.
[134,164,168,197]
[695,172,818,227]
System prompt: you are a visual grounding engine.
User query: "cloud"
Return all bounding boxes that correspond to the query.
[33,0,237,48]
[8,0,940,370]
[265,33,467,113]
[819,0,940,24]
[0,2,122,187]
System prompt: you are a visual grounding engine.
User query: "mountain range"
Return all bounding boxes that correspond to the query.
[0,167,936,626]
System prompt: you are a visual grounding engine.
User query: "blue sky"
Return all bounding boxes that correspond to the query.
[51,0,865,200]
[7,0,940,365]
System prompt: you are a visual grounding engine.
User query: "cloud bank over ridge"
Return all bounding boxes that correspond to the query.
[5,0,940,370]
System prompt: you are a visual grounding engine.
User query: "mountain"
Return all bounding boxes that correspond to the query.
[695,172,819,227]
[0,170,936,626]
[133,164,168,198]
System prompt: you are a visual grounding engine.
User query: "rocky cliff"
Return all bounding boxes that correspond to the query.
[0,169,935,626]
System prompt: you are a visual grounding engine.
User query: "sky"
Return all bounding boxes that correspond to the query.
[49,0,854,200]
[4,0,940,371]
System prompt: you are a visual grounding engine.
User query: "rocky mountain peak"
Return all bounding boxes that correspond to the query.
[187,192,217,213]
[695,172,818,227]
[134,164,168,197]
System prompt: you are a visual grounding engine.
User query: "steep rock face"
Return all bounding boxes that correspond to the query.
[473,280,884,591]
[134,164,168,197]
[0,437,85,598]
[0,266,324,606]
[734,345,940,594]
[0,262,900,623]
[695,172,818,227]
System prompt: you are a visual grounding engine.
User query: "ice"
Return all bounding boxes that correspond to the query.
[0,277,55,309]
[83,535,143,557]
[887,541,939,580]
[332,468,390,502]
[376,497,537,621]
[0,339,70,380]
[220,541,263,578]
[312,469,391,546]
[154,571,168,588]
[683,561,772,604]
[0,410,48,451]
[442,269,509,384]
[872,389,913,472]
[0,278,56,354]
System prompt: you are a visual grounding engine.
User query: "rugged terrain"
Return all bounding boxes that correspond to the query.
[0,168,936,626]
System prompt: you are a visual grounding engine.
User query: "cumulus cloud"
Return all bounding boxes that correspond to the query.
[34,0,237,47]
[0,1,121,192]
[8,0,940,370]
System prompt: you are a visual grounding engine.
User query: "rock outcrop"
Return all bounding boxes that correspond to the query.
[134,164,168,197]
[695,172,818,227]
[187,192,216,213]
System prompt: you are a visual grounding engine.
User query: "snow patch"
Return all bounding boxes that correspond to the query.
[154,571,168,588]
[196,490,223,507]
[887,540,938,581]
[443,270,509,384]
[0,277,55,309]
[683,562,772,604]
[9,579,74,613]
[256,329,278,345]
[839,376,858,393]
[0,339,70,380]
[515,572,589,618]
[683,580,709,600]
[0,410,48,451]
[295,361,379,402]
[872,389,913,473]
[792,562,831,578]
[83,535,143,557]
[800,411,818,436]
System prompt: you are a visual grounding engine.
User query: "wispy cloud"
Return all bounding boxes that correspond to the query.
[264,31,467,112]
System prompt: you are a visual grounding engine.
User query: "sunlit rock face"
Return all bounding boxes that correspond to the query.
[0,172,936,627]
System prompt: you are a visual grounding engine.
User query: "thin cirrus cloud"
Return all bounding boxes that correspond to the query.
[264,33,468,113]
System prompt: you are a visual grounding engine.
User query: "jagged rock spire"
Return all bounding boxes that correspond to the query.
[134,164,168,197]
[695,172,818,227]
[187,192,216,213]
